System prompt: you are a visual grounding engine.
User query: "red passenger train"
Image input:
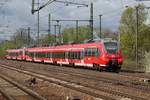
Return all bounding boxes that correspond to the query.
[5,39,123,72]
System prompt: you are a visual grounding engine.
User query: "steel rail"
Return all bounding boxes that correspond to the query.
[22,67,148,100]
[45,65,150,91]
[0,64,116,100]
[0,74,47,100]
[0,87,15,100]
[0,63,148,100]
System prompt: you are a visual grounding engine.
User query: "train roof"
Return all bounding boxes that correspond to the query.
[102,38,117,43]
[6,48,23,52]
[6,38,118,52]
[26,41,103,52]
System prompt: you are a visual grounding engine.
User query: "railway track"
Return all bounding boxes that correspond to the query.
[2,59,150,81]
[34,64,150,91]
[0,63,119,100]
[62,68,150,90]
[120,72,150,81]
[0,73,46,100]
[2,60,149,91]
[0,63,149,100]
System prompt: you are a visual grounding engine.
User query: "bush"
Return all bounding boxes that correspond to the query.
[122,59,144,72]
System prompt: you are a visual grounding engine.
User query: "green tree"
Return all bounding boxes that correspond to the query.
[7,28,34,48]
[0,40,14,56]
[62,25,91,43]
[39,34,55,45]
[0,28,33,56]
[119,4,149,59]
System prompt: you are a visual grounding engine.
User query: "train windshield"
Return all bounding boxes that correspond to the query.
[104,42,118,54]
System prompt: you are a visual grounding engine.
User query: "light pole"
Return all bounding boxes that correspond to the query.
[76,20,79,42]
[27,27,30,46]
[135,7,139,68]
[90,2,94,39]
[36,0,40,45]
[99,14,102,38]
[32,0,88,44]
[48,13,51,35]
[54,25,57,43]
[52,19,91,43]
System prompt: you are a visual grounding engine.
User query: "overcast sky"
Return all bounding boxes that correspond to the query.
[0,0,150,40]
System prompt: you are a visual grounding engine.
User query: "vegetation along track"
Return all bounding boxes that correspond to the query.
[0,73,46,100]
[0,62,149,100]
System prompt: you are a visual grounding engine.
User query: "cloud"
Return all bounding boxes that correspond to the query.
[0,0,150,41]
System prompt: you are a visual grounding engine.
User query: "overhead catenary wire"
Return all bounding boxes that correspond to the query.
[0,0,147,42]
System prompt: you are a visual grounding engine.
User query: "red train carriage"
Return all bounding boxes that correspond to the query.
[5,48,26,60]
[5,39,123,72]
[6,49,20,60]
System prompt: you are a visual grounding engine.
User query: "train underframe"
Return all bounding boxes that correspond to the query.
[105,59,121,73]
[6,57,121,73]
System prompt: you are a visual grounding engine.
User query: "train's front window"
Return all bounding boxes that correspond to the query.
[104,42,118,54]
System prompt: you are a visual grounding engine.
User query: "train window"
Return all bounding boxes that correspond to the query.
[65,52,67,58]
[68,52,71,59]
[91,48,100,56]
[84,48,100,57]
[66,51,81,59]
[45,52,48,58]
[52,52,54,58]
[43,52,46,57]
[60,52,65,59]
[35,52,37,57]
[28,52,34,57]
[28,52,31,57]
[74,52,76,59]
[47,52,52,58]
[71,52,73,59]
[63,52,66,59]
[19,51,21,55]
[33,52,35,57]
[38,52,40,57]
[84,48,91,56]
[76,52,78,59]
[72,52,74,59]
[52,52,64,58]
[75,52,77,59]
[84,50,88,56]
[25,51,28,55]
[70,52,72,59]
[28,52,31,56]
[73,52,75,59]
[80,51,83,59]
[88,49,92,56]
[41,52,43,57]
[36,52,39,57]
[50,52,52,58]
[104,42,118,54]
[68,52,70,59]
[52,52,55,58]
[77,52,81,59]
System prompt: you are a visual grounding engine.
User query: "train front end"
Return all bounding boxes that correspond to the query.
[102,40,123,72]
